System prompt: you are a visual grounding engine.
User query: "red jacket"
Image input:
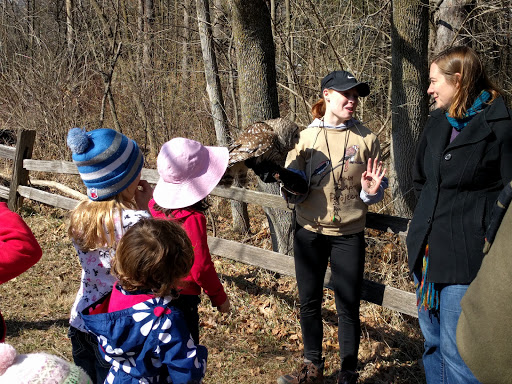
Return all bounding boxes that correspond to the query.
[148,199,227,307]
[0,202,42,341]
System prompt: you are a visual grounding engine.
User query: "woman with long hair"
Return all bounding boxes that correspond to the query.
[407,45,512,383]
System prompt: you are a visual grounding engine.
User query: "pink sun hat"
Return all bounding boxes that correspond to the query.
[153,137,229,209]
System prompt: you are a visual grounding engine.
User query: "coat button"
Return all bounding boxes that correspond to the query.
[427,217,431,223]
[444,153,452,160]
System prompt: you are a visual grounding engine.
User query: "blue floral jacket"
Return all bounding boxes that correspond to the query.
[81,288,207,384]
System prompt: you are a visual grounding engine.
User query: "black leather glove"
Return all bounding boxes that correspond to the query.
[273,166,309,195]
[245,159,308,195]
[245,159,280,183]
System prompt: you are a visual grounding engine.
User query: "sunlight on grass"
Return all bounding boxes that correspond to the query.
[0,200,425,384]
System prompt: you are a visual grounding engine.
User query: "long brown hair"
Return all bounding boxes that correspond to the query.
[111,219,194,297]
[432,46,501,118]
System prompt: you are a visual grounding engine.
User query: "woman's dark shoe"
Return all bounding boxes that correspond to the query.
[277,361,324,384]
[338,370,359,384]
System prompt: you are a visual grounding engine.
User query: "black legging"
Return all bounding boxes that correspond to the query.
[171,294,201,344]
[294,225,365,371]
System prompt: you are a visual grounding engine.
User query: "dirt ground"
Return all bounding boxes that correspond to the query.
[0,200,426,383]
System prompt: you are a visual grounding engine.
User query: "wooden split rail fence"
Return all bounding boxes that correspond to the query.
[0,130,417,318]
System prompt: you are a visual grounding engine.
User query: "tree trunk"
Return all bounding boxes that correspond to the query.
[143,0,154,70]
[285,0,296,121]
[138,0,144,65]
[27,0,35,58]
[196,0,230,146]
[66,0,74,58]
[212,0,225,41]
[199,0,248,233]
[133,0,159,157]
[230,0,279,123]
[390,0,429,218]
[144,0,159,157]
[230,0,294,254]
[434,0,470,53]
[270,0,276,39]
[181,0,191,89]
[227,35,240,130]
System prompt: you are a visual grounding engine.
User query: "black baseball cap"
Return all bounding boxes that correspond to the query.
[320,70,370,97]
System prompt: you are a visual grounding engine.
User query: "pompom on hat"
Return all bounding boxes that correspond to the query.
[153,138,228,209]
[67,128,144,201]
[0,343,92,383]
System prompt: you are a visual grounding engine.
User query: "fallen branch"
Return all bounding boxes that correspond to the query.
[28,179,86,200]
[0,171,85,200]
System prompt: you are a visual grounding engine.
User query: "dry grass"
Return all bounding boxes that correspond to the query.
[0,199,425,384]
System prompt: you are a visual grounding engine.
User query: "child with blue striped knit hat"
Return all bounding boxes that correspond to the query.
[66,128,153,384]
[67,127,144,201]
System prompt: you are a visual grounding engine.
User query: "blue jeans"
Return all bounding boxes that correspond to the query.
[417,284,481,384]
[68,326,110,384]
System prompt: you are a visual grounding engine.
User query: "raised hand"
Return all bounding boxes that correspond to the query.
[361,158,386,195]
[135,179,153,211]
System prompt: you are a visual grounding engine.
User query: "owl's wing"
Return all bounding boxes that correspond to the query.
[228,122,277,167]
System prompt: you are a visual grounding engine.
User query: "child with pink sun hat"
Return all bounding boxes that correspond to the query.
[149,137,231,345]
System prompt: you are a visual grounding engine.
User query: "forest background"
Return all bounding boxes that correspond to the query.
[0,0,511,383]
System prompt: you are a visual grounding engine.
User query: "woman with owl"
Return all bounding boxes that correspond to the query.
[277,71,387,384]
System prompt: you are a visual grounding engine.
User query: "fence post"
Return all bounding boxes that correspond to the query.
[8,129,36,212]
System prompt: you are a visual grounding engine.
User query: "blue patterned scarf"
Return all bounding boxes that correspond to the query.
[446,90,491,131]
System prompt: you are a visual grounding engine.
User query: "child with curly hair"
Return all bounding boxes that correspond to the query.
[81,219,208,384]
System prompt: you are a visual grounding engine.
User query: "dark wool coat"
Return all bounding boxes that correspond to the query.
[406,96,512,284]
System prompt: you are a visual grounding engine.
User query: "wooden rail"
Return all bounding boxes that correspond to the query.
[22,160,412,235]
[1,130,417,318]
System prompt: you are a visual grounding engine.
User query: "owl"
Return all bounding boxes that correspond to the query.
[220,117,301,186]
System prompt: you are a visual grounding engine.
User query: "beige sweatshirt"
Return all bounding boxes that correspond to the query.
[285,119,380,236]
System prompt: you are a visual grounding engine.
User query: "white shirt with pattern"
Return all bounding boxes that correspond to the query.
[69,209,151,332]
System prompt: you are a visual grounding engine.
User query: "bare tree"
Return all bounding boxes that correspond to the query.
[142,0,159,157]
[284,0,296,121]
[0,0,511,223]
[196,0,230,145]
[230,0,279,122]
[66,0,74,58]
[390,0,430,218]
[181,0,192,89]
[230,0,294,254]
[432,0,471,52]
[198,0,254,235]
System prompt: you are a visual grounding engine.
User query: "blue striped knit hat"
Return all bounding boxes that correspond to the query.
[66,128,144,201]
